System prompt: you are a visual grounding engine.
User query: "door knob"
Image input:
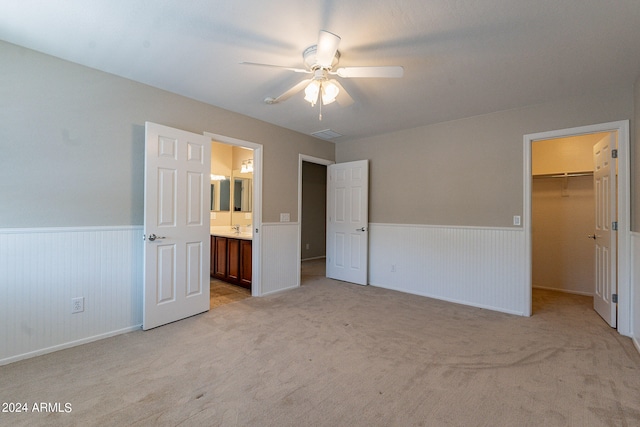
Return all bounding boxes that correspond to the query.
[356,227,366,232]
[587,234,597,240]
[147,233,166,241]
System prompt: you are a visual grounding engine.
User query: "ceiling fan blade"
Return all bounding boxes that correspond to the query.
[334,66,404,78]
[265,79,312,104]
[241,62,310,73]
[316,30,341,68]
[331,80,354,107]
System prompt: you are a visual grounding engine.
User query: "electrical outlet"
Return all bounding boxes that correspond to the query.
[280,213,290,222]
[391,264,396,273]
[306,243,310,250]
[72,297,84,314]
[513,215,521,226]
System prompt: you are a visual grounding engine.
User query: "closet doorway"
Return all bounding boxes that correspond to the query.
[523,120,631,335]
[531,132,609,297]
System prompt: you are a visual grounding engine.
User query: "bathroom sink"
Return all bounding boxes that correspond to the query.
[210,228,252,240]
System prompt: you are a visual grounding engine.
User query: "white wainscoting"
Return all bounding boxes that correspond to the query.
[0,227,143,365]
[369,223,527,316]
[632,232,640,354]
[260,222,300,295]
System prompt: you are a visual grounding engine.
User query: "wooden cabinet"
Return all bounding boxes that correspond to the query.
[239,239,252,287]
[210,236,252,289]
[212,236,227,280]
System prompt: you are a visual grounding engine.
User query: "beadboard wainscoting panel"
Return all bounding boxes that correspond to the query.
[0,227,143,365]
[632,232,640,354]
[369,224,527,315]
[261,222,299,295]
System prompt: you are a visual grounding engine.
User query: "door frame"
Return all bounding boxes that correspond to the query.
[523,120,630,335]
[297,154,334,286]
[205,132,263,297]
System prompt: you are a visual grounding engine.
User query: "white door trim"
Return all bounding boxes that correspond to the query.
[523,120,630,335]
[204,132,263,297]
[297,154,334,286]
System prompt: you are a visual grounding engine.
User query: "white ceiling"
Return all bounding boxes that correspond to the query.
[2,0,640,142]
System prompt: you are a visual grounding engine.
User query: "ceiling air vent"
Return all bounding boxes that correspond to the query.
[311,129,342,140]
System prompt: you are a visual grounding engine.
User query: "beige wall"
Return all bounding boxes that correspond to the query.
[635,75,640,231]
[532,133,609,176]
[301,161,327,260]
[211,141,233,177]
[336,91,633,227]
[0,41,334,228]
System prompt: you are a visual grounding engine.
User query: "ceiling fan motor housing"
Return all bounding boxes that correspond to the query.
[303,45,340,70]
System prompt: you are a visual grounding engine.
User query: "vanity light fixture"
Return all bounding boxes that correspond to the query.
[241,159,254,174]
[210,174,226,181]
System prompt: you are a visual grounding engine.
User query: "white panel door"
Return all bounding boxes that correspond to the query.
[326,160,369,285]
[593,134,616,327]
[143,122,211,330]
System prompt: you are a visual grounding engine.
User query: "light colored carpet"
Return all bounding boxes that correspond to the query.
[1,267,639,426]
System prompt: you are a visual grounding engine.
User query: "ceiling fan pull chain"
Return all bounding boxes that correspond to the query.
[319,97,323,121]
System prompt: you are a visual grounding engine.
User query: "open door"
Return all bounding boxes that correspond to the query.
[326,160,369,285]
[592,133,617,327]
[143,122,211,330]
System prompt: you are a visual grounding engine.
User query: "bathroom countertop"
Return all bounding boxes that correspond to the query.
[210,228,252,240]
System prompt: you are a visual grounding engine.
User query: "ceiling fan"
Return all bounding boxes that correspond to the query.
[242,30,403,117]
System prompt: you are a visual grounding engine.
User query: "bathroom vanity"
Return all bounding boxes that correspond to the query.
[210,230,252,289]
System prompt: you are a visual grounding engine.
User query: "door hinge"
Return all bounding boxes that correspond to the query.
[612,221,618,231]
[612,149,618,158]
[612,294,618,303]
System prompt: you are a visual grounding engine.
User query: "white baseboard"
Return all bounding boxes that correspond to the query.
[301,256,326,262]
[0,325,141,366]
[532,285,593,297]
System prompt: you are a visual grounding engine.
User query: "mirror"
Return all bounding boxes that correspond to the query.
[233,177,252,212]
[210,141,254,224]
[210,177,230,211]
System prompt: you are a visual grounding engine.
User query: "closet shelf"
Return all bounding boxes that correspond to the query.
[532,171,593,179]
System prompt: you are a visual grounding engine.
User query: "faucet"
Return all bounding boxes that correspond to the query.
[232,224,240,234]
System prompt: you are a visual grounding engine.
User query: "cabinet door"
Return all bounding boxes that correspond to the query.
[213,236,227,279]
[210,236,214,277]
[227,238,241,282]
[239,239,252,288]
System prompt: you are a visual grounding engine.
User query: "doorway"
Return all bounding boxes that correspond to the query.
[209,141,254,308]
[531,133,609,313]
[524,120,630,334]
[298,155,333,285]
[205,132,263,299]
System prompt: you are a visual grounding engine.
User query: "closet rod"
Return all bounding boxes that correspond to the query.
[533,171,593,179]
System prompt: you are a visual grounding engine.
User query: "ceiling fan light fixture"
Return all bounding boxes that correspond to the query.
[321,80,340,105]
[304,80,321,105]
